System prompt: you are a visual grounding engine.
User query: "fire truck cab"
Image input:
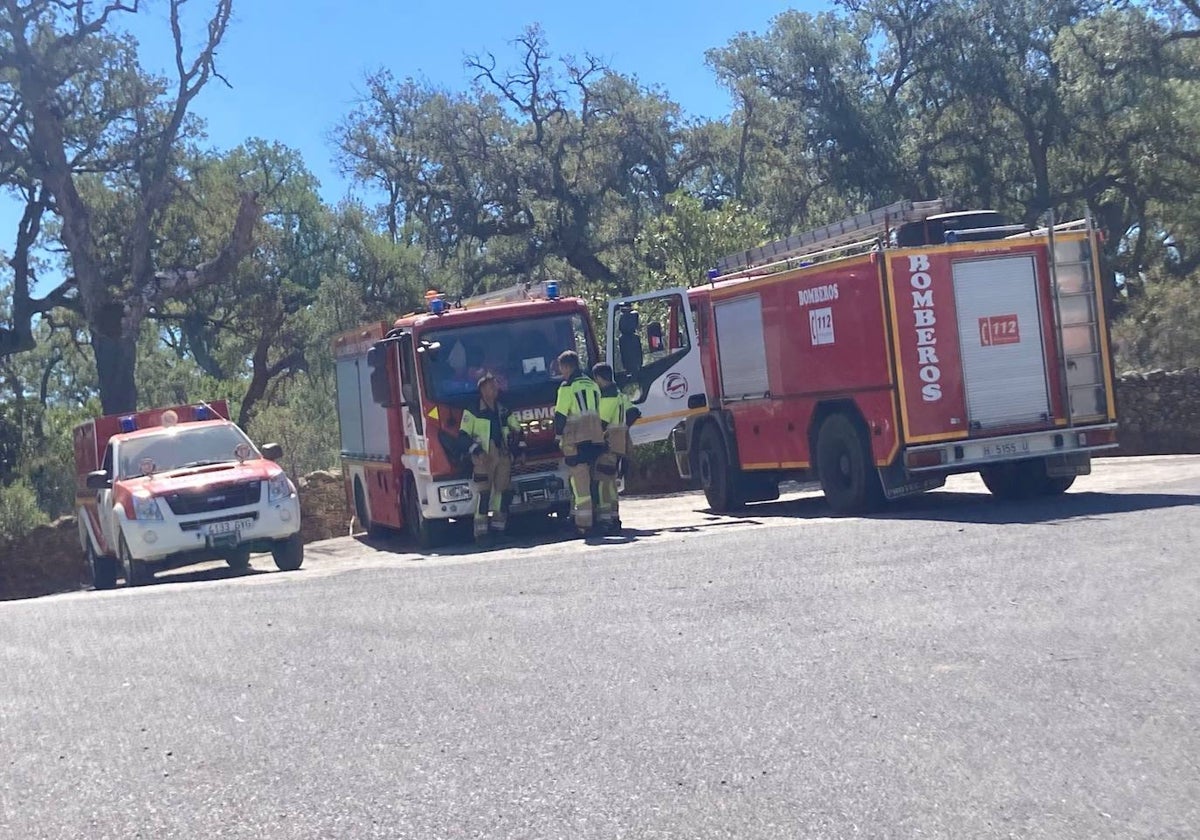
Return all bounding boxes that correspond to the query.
[74,400,304,589]
[333,281,599,547]
[606,199,1120,514]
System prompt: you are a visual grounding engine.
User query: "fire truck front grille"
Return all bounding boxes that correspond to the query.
[163,481,261,515]
[511,460,559,477]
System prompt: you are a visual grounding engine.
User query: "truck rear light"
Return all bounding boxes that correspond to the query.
[905,449,944,469]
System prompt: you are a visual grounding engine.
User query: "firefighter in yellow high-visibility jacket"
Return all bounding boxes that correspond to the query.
[459,372,523,544]
[553,350,606,535]
[592,363,641,534]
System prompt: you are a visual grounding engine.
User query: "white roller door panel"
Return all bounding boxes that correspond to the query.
[357,352,391,457]
[714,294,770,401]
[952,255,1050,428]
[336,358,365,455]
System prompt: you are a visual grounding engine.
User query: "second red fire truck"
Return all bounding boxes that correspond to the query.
[333,281,600,547]
[605,199,1120,514]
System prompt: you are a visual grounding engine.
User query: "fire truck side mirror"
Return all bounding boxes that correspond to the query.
[367,343,393,408]
[261,442,283,461]
[86,470,111,490]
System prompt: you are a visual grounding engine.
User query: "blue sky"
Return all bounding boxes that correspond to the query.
[3,0,819,293]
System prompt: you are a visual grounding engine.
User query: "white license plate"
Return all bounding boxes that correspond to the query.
[969,436,1052,461]
[206,518,253,536]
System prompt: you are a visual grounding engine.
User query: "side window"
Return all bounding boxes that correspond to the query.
[570,314,592,372]
[612,293,691,388]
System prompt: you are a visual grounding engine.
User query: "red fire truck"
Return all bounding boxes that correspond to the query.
[74,400,304,588]
[332,280,599,547]
[604,199,1120,514]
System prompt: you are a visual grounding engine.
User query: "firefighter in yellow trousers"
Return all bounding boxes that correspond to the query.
[592,363,641,535]
[459,372,523,545]
[553,350,606,536]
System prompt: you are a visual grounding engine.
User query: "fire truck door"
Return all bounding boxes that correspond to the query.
[97,442,118,554]
[606,289,705,446]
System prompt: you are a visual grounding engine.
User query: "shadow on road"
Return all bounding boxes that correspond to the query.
[709,490,1200,526]
[141,563,274,588]
[348,512,762,558]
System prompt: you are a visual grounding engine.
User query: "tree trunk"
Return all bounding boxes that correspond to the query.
[92,332,139,415]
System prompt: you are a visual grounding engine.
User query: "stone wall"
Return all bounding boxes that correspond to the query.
[1113,369,1200,455]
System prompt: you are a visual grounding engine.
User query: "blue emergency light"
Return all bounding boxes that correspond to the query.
[707,268,719,281]
[194,405,211,420]
[119,416,137,432]
[430,297,446,315]
[545,281,559,299]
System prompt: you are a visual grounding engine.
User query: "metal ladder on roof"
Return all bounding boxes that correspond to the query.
[711,198,952,279]
[1045,209,1109,424]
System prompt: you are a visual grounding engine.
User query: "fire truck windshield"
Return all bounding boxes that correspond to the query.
[420,312,594,407]
[118,424,258,478]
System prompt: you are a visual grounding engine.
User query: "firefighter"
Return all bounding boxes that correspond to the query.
[553,350,606,535]
[459,372,524,544]
[592,363,641,534]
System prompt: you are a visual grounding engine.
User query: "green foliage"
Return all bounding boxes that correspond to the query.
[0,479,49,547]
[1113,270,1200,371]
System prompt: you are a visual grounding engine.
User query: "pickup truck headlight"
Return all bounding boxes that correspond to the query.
[437,483,472,503]
[131,495,164,521]
[267,472,294,502]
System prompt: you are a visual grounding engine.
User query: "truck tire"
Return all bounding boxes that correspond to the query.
[697,424,745,512]
[87,542,118,591]
[271,533,304,571]
[404,475,449,550]
[118,533,150,587]
[815,413,884,515]
[981,459,1075,500]
[353,478,386,539]
[1041,474,1076,495]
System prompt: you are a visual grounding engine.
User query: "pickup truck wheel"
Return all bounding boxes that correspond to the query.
[697,425,744,512]
[119,533,150,587]
[403,475,449,550]
[225,548,252,571]
[87,542,118,591]
[271,533,304,571]
[816,413,884,515]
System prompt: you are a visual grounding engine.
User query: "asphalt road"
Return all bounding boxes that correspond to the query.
[1,456,1198,839]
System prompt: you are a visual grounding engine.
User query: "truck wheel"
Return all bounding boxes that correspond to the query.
[981,459,1075,500]
[87,542,118,591]
[271,533,304,571]
[403,475,449,550]
[697,425,744,512]
[816,413,884,515]
[354,477,389,539]
[225,548,252,571]
[118,533,150,587]
[1041,474,1076,495]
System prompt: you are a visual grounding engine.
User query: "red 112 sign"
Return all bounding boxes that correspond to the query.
[979,314,1020,347]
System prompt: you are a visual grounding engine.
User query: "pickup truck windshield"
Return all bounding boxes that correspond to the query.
[420,312,594,407]
[118,425,257,478]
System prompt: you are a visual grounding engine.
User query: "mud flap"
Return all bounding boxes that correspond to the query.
[877,461,945,500]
